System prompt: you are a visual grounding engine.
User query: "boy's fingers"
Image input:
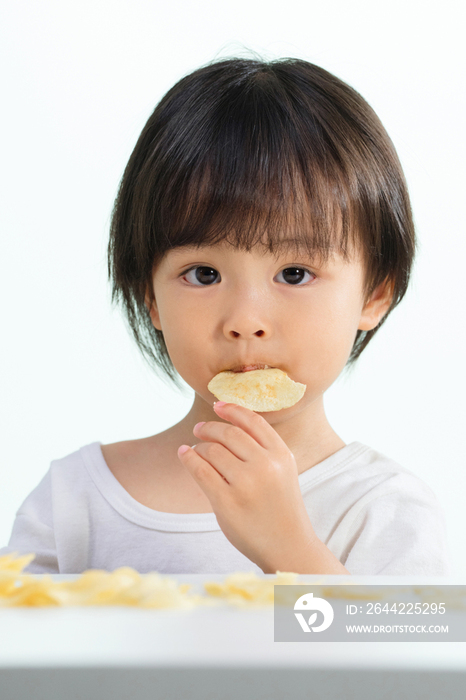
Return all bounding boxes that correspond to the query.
[213,402,277,450]
[192,421,259,461]
[192,441,238,484]
[178,444,231,487]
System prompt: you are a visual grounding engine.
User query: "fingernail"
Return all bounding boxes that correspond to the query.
[194,421,205,431]
[178,445,190,455]
[214,401,227,408]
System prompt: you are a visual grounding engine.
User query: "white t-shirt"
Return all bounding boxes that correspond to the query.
[0,441,451,576]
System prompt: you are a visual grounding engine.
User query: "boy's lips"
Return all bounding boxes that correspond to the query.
[225,363,274,373]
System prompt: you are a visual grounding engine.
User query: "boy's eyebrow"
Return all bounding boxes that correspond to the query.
[165,245,205,258]
[165,239,339,262]
[272,238,312,251]
[270,238,338,260]
[169,238,310,248]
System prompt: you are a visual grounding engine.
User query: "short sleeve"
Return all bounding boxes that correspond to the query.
[0,470,59,574]
[342,476,451,576]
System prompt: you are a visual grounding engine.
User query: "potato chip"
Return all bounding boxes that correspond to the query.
[204,570,299,607]
[0,552,35,573]
[208,368,306,412]
[5,575,63,607]
[0,552,37,598]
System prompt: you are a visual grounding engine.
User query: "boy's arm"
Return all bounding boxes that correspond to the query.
[259,532,350,575]
[178,402,350,575]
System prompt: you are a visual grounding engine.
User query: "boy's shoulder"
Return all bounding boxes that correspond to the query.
[98,435,214,514]
[42,438,156,492]
[100,436,152,474]
[334,442,439,504]
[303,442,437,507]
[98,436,167,493]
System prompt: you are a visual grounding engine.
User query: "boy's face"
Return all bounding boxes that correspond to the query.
[146,242,392,422]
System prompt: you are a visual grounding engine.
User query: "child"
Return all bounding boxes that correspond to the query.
[0,57,451,576]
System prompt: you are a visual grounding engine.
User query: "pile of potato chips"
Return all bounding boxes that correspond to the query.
[0,553,298,609]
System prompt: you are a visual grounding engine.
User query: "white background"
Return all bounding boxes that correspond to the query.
[1,0,464,573]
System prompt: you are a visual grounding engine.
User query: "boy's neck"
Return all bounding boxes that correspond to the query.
[173,393,345,476]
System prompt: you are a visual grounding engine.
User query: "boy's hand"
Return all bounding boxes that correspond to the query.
[177,401,318,573]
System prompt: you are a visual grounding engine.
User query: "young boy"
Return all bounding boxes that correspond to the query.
[0,57,451,576]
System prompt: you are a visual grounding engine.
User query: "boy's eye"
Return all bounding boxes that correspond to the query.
[275,267,314,285]
[183,266,220,285]
[181,265,314,286]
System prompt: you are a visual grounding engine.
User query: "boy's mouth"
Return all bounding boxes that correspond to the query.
[228,364,273,373]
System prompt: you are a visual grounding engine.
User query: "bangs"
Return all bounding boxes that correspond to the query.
[143,69,363,270]
[158,158,357,265]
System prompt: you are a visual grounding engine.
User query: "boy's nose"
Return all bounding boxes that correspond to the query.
[223,305,272,340]
[229,328,265,338]
[222,284,274,340]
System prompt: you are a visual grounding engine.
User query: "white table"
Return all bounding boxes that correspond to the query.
[1,574,466,699]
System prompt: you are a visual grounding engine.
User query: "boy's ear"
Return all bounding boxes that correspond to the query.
[144,290,162,331]
[358,277,395,332]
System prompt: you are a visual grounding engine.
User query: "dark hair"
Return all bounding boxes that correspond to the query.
[108,56,416,388]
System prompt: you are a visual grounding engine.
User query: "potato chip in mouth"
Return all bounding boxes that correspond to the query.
[207,368,306,412]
